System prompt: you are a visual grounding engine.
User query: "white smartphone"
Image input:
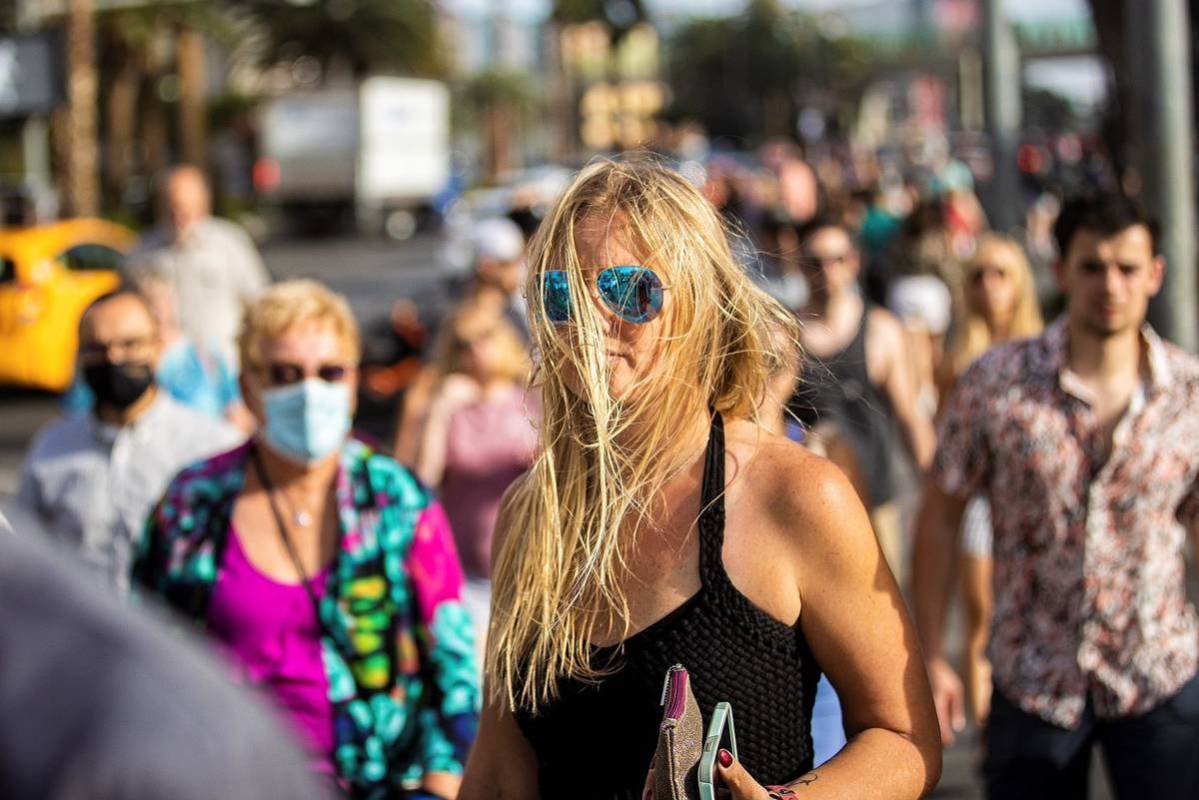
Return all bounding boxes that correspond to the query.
[697,702,738,800]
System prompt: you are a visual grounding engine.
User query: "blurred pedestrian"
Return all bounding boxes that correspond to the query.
[411,302,538,670]
[131,165,270,365]
[913,194,1199,799]
[458,216,529,343]
[935,234,1043,733]
[461,159,940,799]
[9,290,240,596]
[396,217,529,461]
[790,217,936,587]
[0,527,328,800]
[63,274,255,433]
[133,280,478,799]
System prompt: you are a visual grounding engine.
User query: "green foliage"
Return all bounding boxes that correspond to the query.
[238,0,446,78]
[666,0,871,144]
[552,0,647,38]
[463,69,540,111]
[454,68,540,132]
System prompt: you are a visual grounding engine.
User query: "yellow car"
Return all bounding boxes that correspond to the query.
[0,219,136,391]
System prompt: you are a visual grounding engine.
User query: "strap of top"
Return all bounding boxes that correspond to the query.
[845,301,870,363]
[698,411,728,587]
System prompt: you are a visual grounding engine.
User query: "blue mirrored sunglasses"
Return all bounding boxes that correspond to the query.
[541,266,665,325]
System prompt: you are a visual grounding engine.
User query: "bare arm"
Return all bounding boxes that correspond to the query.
[870,310,936,470]
[411,375,480,488]
[459,687,540,800]
[412,402,455,488]
[910,480,970,746]
[757,457,942,797]
[394,367,440,469]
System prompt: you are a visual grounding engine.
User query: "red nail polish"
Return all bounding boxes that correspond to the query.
[718,749,733,768]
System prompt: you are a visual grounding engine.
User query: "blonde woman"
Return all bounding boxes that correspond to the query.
[460,160,940,800]
[413,301,539,665]
[936,234,1042,731]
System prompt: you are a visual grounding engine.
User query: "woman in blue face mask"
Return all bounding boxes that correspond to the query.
[133,279,479,800]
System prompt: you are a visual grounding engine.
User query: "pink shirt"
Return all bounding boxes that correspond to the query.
[207,529,335,776]
[440,388,539,578]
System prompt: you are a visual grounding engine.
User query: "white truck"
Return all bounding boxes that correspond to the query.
[255,77,450,238]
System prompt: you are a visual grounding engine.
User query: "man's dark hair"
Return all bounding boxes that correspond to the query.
[797,214,856,250]
[1053,193,1160,259]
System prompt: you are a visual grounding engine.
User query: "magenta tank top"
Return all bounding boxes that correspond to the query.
[440,388,539,578]
[207,528,335,776]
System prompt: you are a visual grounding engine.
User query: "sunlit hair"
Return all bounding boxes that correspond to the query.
[431,301,530,384]
[949,234,1042,375]
[238,279,361,369]
[487,157,801,712]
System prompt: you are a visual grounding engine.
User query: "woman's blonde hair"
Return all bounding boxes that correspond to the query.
[487,157,800,711]
[949,234,1042,375]
[431,302,530,384]
[239,279,361,369]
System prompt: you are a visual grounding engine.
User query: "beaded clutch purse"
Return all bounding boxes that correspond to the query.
[644,664,704,800]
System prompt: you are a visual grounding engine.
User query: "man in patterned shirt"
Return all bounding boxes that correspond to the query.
[911,193,1199,799]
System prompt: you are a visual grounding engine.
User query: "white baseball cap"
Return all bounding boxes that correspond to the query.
[472,217,525,263]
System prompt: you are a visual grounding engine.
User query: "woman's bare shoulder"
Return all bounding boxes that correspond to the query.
[726,420,872,554]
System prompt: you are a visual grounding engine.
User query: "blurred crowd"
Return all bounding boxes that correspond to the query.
[2,136,1197,800]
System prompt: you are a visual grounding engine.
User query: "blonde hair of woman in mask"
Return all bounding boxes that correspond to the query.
[134,279,478,799]
[460,159,941,800]
[936,234,1043,731]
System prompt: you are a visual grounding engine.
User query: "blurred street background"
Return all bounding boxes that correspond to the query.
[2,0,1197,796]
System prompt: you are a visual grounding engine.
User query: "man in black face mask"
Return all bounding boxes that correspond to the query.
[7,290,241,595]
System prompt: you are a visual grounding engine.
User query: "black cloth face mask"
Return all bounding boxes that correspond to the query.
[82,360,155,411]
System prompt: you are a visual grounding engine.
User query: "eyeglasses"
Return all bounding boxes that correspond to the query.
[800,252,851,268]
[261,362,350,386]
[541,266,665,325]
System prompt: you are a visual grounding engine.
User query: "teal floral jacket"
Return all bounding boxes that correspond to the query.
[132,438,478,798]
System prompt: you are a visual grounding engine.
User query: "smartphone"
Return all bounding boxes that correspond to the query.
[697,702,738,800]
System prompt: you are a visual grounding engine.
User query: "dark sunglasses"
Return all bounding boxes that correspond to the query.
[263,362,349,386]
[541,266,664,325]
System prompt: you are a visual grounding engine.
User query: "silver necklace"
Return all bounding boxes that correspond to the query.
[259,473,315,527]
[277,490,314,527]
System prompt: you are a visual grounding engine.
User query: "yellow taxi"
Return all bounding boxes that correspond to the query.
[0,219,136,391]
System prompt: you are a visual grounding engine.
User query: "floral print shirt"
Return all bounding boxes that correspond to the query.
[133,438,479,797]
[933,320,1199,729]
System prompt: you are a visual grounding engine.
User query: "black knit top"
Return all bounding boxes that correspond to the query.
[514,413,821,799]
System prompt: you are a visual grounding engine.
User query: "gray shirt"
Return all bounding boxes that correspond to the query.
[0,528,329,800]
[131,217,270,364]
[9,394,242,595]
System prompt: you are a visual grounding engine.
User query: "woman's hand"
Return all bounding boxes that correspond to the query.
[433,373,481,414]
[716,749,802,799]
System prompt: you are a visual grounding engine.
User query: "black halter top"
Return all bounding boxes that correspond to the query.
[514,413,820,799]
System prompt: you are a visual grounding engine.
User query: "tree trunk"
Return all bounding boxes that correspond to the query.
[176,25,207,168]
[141,23,171,186]
[64,0,98,216]
[105,56,140,208]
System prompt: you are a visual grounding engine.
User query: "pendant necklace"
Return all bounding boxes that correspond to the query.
[255,461,315,527]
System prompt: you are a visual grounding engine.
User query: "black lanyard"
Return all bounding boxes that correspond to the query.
[248,446,356,666]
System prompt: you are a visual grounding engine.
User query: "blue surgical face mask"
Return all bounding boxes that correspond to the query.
[260,379,351,464]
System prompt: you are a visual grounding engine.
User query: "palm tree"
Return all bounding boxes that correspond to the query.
[236,0,446,80]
